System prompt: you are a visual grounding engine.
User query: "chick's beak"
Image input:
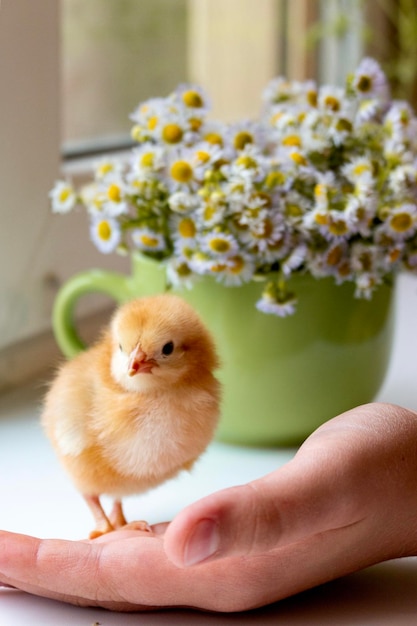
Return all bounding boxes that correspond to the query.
[128,345,155,376]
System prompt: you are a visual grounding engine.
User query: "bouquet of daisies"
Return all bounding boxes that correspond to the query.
[50,58,417,316]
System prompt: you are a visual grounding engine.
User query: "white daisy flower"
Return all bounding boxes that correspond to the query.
[355,98,383,124]
[201,231,239,257]
[100,178,129,217]
[352,57,389,101]
[226,120,264,153]
[344,196,376,237]
[350,242,380,274]
[212,253,255,286]
[282,244,308,276]
[256,282,297,317]
[384,204,417,241]
[166,149,200,190]
[90,216,121,254]
[317,86,347,114]
[166,258,196,289]
[342,157,374,183]
[94,157,124,181]
[174,84,211,113]
[130,144,166,176]
[226,144,267,182]
[191,141,224,170]
[236,194,270,228]
[262,76,296,105]
[49,180,77,214]
[129,97,166,142]
[156,113,189,146]
[249,215,288,258]
[171,215,198,243]
[168,190,202,214]
[354,272,382,300]
[384,101,415,142]
[131,227,166,252]
[200,121,228,148]
[388,163,417,194]
[196,198,226,228]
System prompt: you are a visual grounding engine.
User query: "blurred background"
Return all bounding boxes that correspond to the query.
[1,0,417,388]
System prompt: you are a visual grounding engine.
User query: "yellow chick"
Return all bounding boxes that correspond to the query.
[42,294,221,538]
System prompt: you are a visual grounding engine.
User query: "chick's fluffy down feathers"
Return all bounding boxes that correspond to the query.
[42,294,221,500]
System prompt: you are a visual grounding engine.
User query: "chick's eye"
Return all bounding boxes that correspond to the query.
[162,341,174,356]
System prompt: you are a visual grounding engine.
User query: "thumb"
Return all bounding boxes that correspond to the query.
[164,458,358,567]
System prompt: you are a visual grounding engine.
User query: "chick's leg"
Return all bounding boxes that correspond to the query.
[109,499,127,528]
[110,499,152,533]
[83,494,114,539]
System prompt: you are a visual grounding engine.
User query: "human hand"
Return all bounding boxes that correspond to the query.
[2,402,417,612]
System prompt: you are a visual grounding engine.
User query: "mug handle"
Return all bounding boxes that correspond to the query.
[52,268,132,358]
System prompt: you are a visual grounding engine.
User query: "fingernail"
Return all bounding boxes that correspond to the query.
[183,518,220,567]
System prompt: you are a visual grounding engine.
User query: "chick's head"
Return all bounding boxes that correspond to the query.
[110,294,219,392]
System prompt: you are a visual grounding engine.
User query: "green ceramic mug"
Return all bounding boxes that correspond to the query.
[53,253,395,446]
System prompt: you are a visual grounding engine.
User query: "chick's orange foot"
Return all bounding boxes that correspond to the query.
[85,495,152,539]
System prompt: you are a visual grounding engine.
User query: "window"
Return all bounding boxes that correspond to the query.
[62,0,188,157]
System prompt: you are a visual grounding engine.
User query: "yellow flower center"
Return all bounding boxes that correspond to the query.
[314,212,329,226]
[389,248,401,263]
[182,90,203,108]
[290,152,307,166]
[307,90,317,107]
[209,237,232,253]
[107,184,121,203]
[286,203,303,217]
[270,111,283,125]
[203,204,217,221]
[283,134,301,147]
[314,184,327,198]
[230,255,245,274]
[236,155,257,169]
[176,262,192,277]
[189,117,203,132]
[234,131,253,151]
[196,150,211,163]
[265,171,285,188]
[147,116,158,131]
[162,123,183,144]
[140,234,160,248]
[254,218,273,240]
[353,163,370,177]
[336,118,352,133]
[204,132,223,146]
[140,152,155,168]
[324,96,340,112]
[59,188,71,203]
[97,221,112,241]
[170,161,193,183]
[327,245,343,266]
[390,212,412,232]
[338,261,351,277]
[356,75,372,93]
[210,262,227,273]
[178,217,196,238]
[98,163,113,177]
[329,219,349,236]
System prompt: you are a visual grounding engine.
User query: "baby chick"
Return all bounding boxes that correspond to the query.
[42,294,221,538]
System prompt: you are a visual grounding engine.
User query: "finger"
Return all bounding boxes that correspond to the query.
[0,531,104,605]
[164,452,364,568]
